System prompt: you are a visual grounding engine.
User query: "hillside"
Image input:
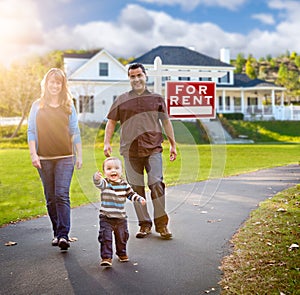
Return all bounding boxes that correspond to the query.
[231,52,300,102]
[220,118,300,143]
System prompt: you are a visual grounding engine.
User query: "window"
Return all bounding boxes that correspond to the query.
[178,76,190,81]
[218,72,230,84]
[79,95,94,113]
[99,62,109,76]
[218,96,230,110]
[199,76,212,81]
[247,97,258,106]
[218,96,223,107]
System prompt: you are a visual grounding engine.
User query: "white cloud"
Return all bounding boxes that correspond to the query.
[46,2,298,59]
[251,13,275,25]
[1,0,300,66]
[138,0,247,11]
[40,4,247,59]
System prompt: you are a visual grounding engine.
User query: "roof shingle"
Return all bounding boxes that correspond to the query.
[131,45,233,67]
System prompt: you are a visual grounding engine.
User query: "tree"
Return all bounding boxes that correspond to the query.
[258,65,267,80]
[276,63,288,86]
[245,59,257,79]
[6,62,45,138]
[266,54,272,62]
[294,55,300,69]
[234,53,246,73]
[1,50,66,138]
[118,56,135,65]
[290,51,297,59]
[276,63,300,98]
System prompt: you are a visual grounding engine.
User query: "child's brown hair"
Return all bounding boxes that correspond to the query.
[102,157,122,171]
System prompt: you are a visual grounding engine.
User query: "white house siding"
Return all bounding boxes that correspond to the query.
[69,81,129,123]
[65,49,129,123]
[68,50,127,81]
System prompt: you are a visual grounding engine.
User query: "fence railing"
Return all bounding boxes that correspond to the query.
[217,105,300,120]
[0,117,27,126]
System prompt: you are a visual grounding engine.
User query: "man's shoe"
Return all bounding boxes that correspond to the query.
[118,255,129,262]
[100,258,112,267]
[52,237,59,246]
[158,227,172,239]
[58,238,70,250]
[136,226,151,238]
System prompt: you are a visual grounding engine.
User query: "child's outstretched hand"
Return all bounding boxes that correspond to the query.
[94,171,103,181]
[140,198,146,206]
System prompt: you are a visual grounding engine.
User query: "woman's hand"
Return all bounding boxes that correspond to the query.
[76,156,82,169]
[31,153,41,169]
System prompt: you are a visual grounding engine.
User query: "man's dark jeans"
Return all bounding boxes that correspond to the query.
[38,157,74,240]
[124,153,169,231]
[98,215,129,259]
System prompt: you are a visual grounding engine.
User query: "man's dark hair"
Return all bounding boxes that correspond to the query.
[128,63,146,76]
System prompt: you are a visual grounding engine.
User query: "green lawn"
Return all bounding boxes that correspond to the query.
[220,185,300,294]
[225,120,300,143]
[0,143,299,227]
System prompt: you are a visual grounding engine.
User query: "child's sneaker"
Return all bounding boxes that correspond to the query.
[58,238,70,250]
[118,255,129,262]
[100,258,112,267]
[52,237,59,246]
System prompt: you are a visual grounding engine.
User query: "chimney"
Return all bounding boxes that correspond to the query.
[220,48,230,64]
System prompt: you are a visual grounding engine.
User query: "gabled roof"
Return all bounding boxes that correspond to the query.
[63,50,100,59]
[223,74,283,88]
[65,49,127,81]
[131,45,234,67]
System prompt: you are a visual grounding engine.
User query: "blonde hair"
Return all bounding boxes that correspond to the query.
[39,68,73,114]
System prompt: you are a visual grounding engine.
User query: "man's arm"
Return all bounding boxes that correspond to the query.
[162,119,177,161]
[104,119,117,157]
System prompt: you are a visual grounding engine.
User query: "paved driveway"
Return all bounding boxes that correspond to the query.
[0,165,299,295]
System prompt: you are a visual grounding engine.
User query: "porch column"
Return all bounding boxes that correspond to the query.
[280,91,284,106]
[241,90,245,115]
[222,90,226,112]
[230,96,234,112]
[271,90,275,115]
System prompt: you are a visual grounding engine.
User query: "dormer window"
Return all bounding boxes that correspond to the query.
[218,72,230,84]
[99,62,108,76]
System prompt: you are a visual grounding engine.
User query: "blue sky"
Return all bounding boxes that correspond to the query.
[1,0,300,66]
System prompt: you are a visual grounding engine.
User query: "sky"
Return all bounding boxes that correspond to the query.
[1,0,300,67]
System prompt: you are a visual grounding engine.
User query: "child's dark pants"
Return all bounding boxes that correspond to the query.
[98,214,129,259]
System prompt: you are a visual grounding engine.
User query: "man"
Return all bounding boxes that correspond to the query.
[104,63,177,239]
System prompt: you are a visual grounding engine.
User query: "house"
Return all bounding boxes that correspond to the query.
[64,49,129,123]
[64,46,298,123]
[130,46,291,120]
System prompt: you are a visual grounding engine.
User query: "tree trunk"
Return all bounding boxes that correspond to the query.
[10,116,25,139]
[10,100,30,139]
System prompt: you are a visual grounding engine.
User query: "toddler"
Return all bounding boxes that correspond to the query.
[93,157,146,267]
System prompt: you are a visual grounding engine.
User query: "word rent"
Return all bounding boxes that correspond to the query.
[170,84,213,106]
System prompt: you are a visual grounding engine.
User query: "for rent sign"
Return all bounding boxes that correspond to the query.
[166,81,216,119]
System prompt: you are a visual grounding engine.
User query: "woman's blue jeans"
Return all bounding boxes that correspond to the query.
[38,157,75,240]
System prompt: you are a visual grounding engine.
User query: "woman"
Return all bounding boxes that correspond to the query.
[27,68,82,251]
